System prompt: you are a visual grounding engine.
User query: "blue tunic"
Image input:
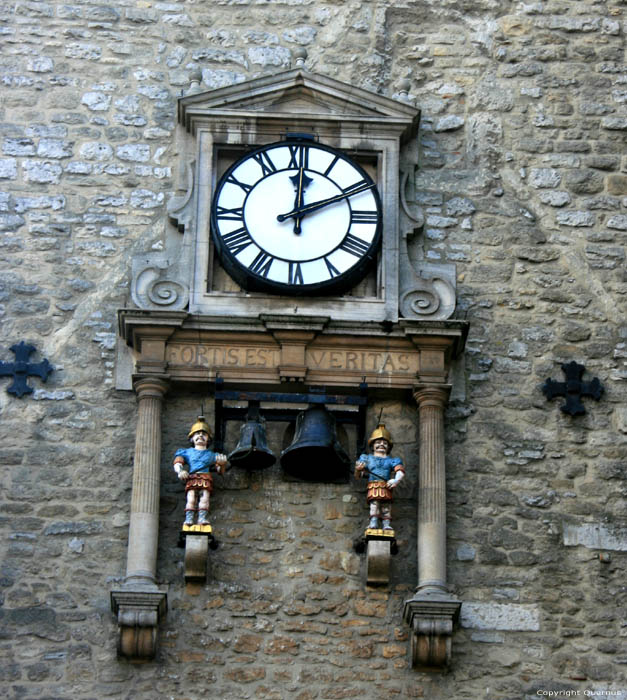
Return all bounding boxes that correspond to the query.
[358,454,403,482]
[174,447,220,474]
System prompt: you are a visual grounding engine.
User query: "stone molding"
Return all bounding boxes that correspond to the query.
[130,160,196,312]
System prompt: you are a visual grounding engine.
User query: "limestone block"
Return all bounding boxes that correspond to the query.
[3,138,35,156]
[563,523,627,552]
[79,142,113,161]
[0,159,17,179]
[460,603,540,631]
[22,161,62,184]
[556,210,596,227]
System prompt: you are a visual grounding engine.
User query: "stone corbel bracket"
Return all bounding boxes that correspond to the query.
[366,533,398,585]
[110,588,167,661]
[398,168,457,321]
[131,162,196,311]
[184,534,210,583]
[403,596,461,671]
[181,526,218,583]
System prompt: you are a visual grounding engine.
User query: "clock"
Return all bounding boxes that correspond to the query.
[210,137,382,296]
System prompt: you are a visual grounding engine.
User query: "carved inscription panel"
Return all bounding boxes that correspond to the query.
[165,342,421,387]
[306,348,416,374]
[167,344,280,369]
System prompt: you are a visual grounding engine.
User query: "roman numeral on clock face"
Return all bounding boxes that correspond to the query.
[351,210,378,224]
[324,257,340,278]
[216,205,244,221]
[323,154,340,178]
[288,262,304,285]
[252,150,277,177]
[222,227,253,255]
[249,250,273,277]
[225,173,253,193]
[339,233,370,257]
[287,144,309,170]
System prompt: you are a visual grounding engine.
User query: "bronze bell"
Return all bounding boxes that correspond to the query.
[280,406,350,482]
[228,407,276,470]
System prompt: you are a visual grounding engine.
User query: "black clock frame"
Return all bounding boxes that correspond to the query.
[210,138,383,297]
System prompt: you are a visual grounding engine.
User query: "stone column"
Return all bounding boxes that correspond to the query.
[403,384,460,670]
[414,385,449,593]
[125,377,168,584]
[111,377,168,660]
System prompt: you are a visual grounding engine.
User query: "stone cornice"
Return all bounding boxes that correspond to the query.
[117,309,468,392]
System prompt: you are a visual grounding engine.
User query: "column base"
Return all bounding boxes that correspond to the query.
[110,587,168,662]
[403,592,461,671]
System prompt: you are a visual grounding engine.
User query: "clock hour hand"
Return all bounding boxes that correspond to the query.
[277,182,375,223]
[289,167,313,235]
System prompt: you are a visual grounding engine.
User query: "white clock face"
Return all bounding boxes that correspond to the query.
[211,139,382,295]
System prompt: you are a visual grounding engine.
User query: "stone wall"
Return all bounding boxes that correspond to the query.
[0,1,626,699]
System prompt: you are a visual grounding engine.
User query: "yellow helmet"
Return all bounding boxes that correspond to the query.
[188,416,212,439]
[368,423,393,450]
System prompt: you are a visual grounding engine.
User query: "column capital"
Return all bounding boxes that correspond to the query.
[412,384,451,409]
[133,376,170,400]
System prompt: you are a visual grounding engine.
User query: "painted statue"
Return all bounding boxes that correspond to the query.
[173,417,228,527]
[354,423,405,531]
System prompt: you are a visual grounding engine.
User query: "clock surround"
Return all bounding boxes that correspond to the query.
[131,68,421,322]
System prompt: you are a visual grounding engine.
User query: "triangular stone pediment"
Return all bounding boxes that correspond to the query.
[178,69,419,134]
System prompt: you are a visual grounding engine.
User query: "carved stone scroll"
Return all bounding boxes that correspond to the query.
[398,169,457,321]
[130,162,195,311]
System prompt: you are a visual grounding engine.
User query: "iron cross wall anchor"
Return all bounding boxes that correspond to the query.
[542,361,604,416]
[0,341,54,397]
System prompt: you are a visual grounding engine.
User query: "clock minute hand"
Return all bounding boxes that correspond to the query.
[277,182,375,223]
